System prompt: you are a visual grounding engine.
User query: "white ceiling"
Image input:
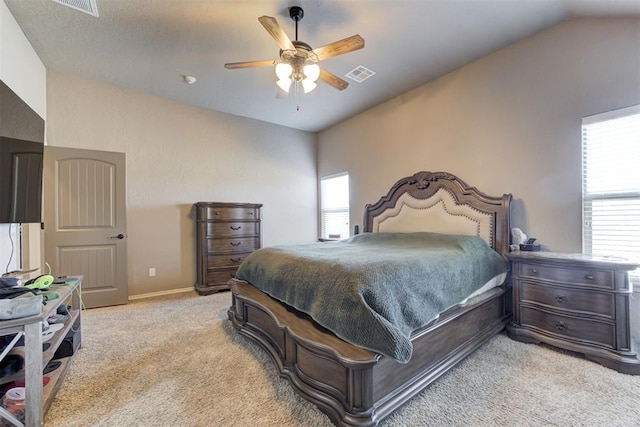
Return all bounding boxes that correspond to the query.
[5,0,640,132]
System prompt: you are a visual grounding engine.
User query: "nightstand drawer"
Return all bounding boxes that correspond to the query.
[520,282,615,318]
[518,263,614,289]
[520,306,614,348]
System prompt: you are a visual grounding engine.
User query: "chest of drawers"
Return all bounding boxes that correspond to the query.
[195,202,262,295]
[507,251,639,374]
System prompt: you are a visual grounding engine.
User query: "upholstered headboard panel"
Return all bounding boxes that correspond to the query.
[372,188,494,243]
[363,171,511,255]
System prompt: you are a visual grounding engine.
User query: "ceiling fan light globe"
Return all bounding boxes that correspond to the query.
[277,78,292,93]
[302,79,317,93]
[303,63,320,82]
[275,62,293,80]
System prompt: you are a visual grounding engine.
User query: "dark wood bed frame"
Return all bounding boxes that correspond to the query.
[228,171,512,426]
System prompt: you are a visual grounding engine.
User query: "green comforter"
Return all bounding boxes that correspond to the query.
[235,232,508,363]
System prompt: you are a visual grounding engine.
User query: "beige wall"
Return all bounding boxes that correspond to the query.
[0,2,46,118]
[318,18,640,253]
[0,2,46,273]
[46,71,317,297]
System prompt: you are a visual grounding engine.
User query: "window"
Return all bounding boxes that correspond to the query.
[320,173,349,240]
[582,105,640,282]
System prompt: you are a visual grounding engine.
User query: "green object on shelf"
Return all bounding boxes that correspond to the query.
[42,292,60,302]
[24,274,54,290]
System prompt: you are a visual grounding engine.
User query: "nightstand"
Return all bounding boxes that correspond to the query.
[507,251,640,375]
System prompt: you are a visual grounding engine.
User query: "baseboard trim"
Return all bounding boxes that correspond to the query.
[128,287,194,301]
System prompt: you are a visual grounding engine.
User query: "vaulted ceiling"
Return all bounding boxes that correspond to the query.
[5,0,640,132]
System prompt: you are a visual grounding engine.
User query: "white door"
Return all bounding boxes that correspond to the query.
[44,146,128,308]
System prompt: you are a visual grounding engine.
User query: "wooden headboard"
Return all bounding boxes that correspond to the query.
[363,171,512,255]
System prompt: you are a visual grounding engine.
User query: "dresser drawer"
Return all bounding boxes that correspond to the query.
[518,262,613,289]
[520,282,615,319]
[208,252,251,269]
[208,237,260,253]
[207,267,239,285]
[520,306,614,348]
[206,221,259,237]
[203,207,259,221]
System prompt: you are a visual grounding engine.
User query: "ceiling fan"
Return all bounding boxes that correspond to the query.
[224,6,364,95]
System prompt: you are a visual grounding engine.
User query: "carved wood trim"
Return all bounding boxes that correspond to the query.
[363,171,511,255]
[228,279,511,426]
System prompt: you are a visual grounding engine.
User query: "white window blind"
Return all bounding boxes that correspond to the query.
[582,105,640,282]
[320,173,349,240]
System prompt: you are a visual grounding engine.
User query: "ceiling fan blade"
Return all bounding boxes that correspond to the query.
[319,68,349,91]
[312,35,364,61]
[224,60,276,69]
[258,16,295,51]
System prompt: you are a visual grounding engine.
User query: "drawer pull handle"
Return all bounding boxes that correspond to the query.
[230,257,242,263]
[214,211,221,215]
[248,212,254,216]
[555,321,568,332]
[230,242,242,247]
[531,269,538,275]
[230,273,235,278]
[585,274,594,280]
[555,295,567,304]
[230,226,242,231]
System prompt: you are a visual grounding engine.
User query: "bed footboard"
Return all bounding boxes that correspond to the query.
[227,278,512,426]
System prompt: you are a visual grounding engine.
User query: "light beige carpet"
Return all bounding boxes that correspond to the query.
[44,291,640,426]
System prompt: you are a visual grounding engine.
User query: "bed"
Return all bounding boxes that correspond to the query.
[227,171,512,426]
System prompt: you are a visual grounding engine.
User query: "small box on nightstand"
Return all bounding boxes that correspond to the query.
[519,243,541,251]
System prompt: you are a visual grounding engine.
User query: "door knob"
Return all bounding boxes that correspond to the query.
[109,233,125,240]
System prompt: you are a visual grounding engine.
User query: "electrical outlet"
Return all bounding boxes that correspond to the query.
[149,268,156,277]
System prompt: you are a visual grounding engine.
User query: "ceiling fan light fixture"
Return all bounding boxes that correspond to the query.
[224,6,364,98]
[275,62,293,80]
[303,63,320,82]
[277,78,292,93]
[302,79,317,94]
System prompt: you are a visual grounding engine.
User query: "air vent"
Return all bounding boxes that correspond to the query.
[345,65,376,83]
[51,0,99,17]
